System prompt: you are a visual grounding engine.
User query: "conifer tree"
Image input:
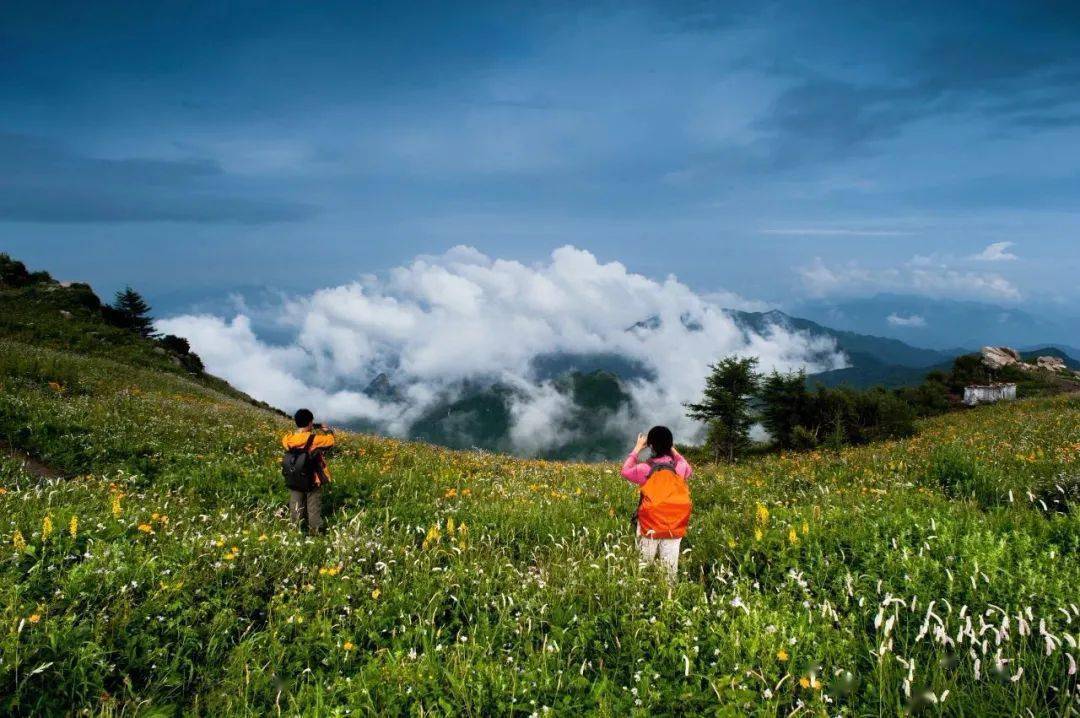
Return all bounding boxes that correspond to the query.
[685,356,760,462]
[112,286,157,338]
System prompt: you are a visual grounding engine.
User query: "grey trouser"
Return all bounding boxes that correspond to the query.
[289,488,322,534]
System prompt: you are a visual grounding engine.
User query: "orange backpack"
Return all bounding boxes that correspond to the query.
[636,463,692,539]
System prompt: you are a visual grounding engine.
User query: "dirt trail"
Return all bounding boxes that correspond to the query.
[0,440,62,479]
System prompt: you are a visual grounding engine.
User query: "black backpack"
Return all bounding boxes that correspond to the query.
[282,432,318,491]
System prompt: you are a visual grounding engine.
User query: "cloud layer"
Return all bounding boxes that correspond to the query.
[159,246,845,452]
[0,133,316,223]
[799,256,1022,302]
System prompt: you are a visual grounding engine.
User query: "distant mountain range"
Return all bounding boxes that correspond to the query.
[726,309,956,388]
[792,293,1080,352]
[348,306,1078,456]
[728,308,1079,388]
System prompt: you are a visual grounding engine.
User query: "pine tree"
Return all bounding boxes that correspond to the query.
[112,287,157,338]
[685,356,760,462]
[759,369,810,449]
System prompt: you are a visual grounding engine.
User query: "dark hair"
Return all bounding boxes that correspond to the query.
[294,408,314,428]
[646,425,674,458]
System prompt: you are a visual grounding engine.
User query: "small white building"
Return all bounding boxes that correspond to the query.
[963,383,1016,406]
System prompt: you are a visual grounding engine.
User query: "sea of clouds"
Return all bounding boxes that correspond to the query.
[158,246,846,453]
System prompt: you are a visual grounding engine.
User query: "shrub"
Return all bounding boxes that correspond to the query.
[0,253,52,288]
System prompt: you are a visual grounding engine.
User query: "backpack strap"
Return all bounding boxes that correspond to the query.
[645,461,678,478]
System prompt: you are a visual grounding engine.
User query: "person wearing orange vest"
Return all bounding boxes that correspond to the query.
[621,426,692,580]
[281,408,336,535]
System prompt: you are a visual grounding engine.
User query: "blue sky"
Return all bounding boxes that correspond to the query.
[2,0,1079,313]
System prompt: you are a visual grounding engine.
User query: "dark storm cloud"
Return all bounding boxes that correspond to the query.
[745,2,1080,163]
[0,134,316,223]
[0,1,1078,307]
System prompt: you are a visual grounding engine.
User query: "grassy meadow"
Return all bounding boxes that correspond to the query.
[1,338,1079,716]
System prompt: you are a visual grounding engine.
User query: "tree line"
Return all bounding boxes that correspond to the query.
[685,355,971,462]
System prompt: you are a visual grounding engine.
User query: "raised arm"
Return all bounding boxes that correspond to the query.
[620,433,651,486]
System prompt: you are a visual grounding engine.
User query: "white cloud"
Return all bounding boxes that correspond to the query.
[159,246,845,452]
[886,313,926,328]
[970,241,1018,262]
[799,256,1021,302]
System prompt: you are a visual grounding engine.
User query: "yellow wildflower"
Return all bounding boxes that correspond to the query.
[111,493,123,519]
[138,523,154,533]
[69,515,78,539]
[799,677,810,689]
[371,588,381,600]
[422,524,442,550]
[42,515,53,541]
[801,521,809,536]
[343,641,355,651]
[444,488,458,498]
[788,526,799,545]
[28,613,41,624]
[258,534,268,541]
[755,503,769,525]
[777,649,789,662]
[446,517,456,535]
[13,529,26,551]
[754,528,764,542]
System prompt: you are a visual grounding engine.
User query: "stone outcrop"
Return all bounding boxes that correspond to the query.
[1036,355,1066,372]
[981,346,1021,370]
[980,345,1078,377]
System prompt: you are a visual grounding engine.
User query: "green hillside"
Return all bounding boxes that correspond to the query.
[2,273,1079,715]
[0,254,277,413]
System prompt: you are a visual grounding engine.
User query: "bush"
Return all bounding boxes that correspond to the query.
[159,334,191,355]
[0,253,52,288]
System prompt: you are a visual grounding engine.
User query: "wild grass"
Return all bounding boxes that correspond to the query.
[1,339,1078,716]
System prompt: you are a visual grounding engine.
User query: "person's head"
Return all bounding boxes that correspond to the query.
[294,408,314,429]
[646,425,674,458]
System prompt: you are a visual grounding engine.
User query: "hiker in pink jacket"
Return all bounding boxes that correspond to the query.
[621,426,692,579]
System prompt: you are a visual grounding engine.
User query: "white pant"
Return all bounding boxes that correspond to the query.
[637,533,681,580]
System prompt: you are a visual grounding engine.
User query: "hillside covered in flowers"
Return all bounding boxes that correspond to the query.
[2,333,1079,715]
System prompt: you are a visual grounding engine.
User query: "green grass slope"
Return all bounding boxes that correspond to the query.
[1,340,1079,714]
[0,262,276,412]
